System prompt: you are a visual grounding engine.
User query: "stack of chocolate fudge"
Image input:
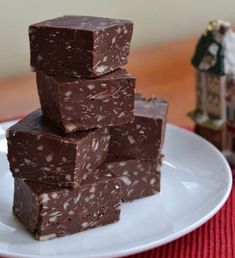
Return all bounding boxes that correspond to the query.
[6,16,168,241]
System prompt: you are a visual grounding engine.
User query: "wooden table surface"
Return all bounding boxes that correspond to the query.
[0,37,196,126]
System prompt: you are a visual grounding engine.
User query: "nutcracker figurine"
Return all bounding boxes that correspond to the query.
[224,76,235,164]
[188,20,235,155]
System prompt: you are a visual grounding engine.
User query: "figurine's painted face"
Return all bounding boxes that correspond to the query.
[208,20,231,43]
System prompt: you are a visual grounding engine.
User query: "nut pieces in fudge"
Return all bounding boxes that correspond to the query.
[37,69,135,132]
[29,15,133,77]
[13,168,121,240]
[109,96,168,160]
[7,109,110,188]
[105,156,162,202]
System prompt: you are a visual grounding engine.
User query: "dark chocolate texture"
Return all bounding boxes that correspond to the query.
[13,168,121,240]
[36,69,135,133]
[29,15,133,78]
[7,109,110,188]
[105,156,162,202]
[109,98,168,160]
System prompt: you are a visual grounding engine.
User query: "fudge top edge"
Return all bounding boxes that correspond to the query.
[15,167,118,194]
[7,109,105,142]
[29,15,134,32]
[37,68,136,84]
[135,97,169,120]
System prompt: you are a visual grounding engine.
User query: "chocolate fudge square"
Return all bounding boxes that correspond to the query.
[37,69,135,133]
[7,109,110,188]
[105,156,162,202]
[109,97,168,160]
[29,15,133,78]
[13,168,121,241]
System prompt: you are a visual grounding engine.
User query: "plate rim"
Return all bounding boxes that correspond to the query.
[0,123,233,258]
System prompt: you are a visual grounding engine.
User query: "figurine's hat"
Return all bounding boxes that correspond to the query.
[205,20,231,36]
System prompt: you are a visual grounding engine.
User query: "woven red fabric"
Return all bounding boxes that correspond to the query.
[126,182,235,258]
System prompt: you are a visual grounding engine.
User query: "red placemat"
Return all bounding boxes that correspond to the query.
[126,182,234,258]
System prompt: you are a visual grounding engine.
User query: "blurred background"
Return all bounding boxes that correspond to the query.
[1,0,235,78]
[1,0,235,125]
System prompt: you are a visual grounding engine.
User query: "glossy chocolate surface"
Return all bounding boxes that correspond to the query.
[13,168,121,240]
[105,156,162,202]
[37,69,135,132]
[109,97,168,160]
[7,110,110,187]
[29,16,133,77]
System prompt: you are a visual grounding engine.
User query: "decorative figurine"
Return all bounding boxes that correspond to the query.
[188,20,235,163]
[224,76,235,164]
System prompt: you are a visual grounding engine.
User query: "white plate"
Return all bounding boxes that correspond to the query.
[0,121,232,258]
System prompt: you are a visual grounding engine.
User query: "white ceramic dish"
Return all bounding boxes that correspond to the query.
[0,121,232,258]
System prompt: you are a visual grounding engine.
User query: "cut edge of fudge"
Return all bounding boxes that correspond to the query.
[36,69,136,133]
[37,68,135,84]
[7,109,111,188]
[13,167,121,241]
[135,97,169,120]
[105,155,163,202]
[29,15,134,78]
[109,96,168,160]
[134,93,169,120]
